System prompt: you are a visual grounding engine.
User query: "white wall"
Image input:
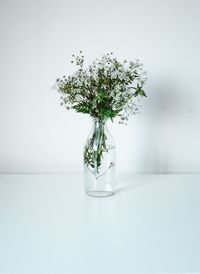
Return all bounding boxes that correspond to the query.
[1,0,200,173]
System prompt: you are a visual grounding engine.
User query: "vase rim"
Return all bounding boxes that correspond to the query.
[91,116,108,121]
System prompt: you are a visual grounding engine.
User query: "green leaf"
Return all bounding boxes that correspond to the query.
[73,104,91,113]
[133,84,147,97]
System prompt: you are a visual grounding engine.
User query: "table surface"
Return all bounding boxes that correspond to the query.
[0,174,199,274]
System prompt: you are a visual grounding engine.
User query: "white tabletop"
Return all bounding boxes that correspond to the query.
[0,174,199,274]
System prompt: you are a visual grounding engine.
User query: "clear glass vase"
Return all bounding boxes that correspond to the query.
[83,117,116,197]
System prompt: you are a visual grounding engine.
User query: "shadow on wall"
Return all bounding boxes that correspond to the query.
[136,75,189,173]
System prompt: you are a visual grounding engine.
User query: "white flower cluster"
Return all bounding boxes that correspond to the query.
[55,52,147,123]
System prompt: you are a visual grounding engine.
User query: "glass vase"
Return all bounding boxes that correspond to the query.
[83,117,116,197]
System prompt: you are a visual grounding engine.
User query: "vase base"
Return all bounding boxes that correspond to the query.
[86,190,114,197]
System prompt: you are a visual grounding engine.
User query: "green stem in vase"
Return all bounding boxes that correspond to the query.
[84,119,107,176]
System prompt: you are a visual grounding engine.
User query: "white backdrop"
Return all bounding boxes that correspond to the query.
[1,0,200,174]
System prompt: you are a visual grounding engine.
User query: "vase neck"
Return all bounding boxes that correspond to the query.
[92,117,108,130]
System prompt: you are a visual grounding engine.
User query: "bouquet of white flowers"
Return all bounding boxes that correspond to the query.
[55,51,147,124]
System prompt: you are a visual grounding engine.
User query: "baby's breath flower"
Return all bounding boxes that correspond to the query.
[55,52,147,124]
